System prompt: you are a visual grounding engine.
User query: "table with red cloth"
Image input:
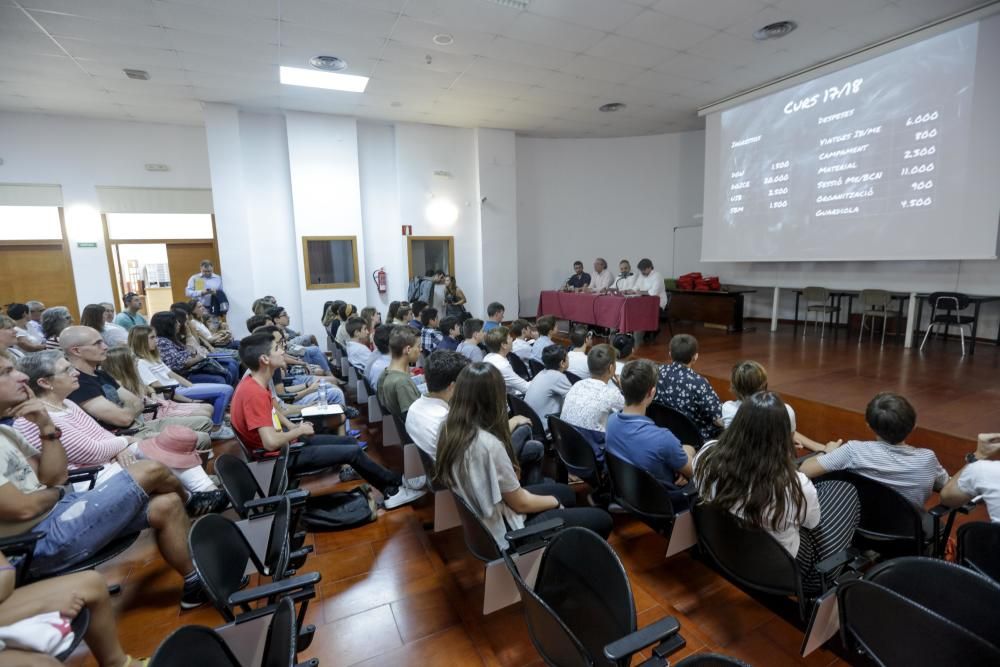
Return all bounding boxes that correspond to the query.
[536,291,660,333]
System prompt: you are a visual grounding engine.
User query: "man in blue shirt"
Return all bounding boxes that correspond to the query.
[483,302,505,332]
[436,316,461,352]
[607,359,695,510]
[530,315,556,364]
[564,260,591,291]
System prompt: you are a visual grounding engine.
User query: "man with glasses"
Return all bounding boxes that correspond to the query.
[0,354,210,608]
[24,301,45,343]
[60,326,214,448]
[113,293,147,331]
[185,260,222,309]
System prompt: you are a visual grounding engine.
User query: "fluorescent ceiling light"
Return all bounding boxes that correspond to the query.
[279,66,368,92]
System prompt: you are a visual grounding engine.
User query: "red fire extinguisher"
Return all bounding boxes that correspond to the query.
[373,267,387,294]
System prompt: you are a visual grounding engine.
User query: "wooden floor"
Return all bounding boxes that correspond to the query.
[64,322,997,667]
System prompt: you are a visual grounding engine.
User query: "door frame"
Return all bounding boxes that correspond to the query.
[102,214,220,311]
[406,235,455,280]
[0,207,80,320]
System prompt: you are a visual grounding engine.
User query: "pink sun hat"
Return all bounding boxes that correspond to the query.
[137,425,201,469]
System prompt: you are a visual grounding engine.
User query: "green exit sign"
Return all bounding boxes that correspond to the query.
[76,242,98,248]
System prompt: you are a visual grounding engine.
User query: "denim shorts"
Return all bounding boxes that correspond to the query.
[31,469,149,575]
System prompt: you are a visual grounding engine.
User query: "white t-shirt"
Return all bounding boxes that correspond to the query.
[484,353,528,395]
[137,358,179,387]
[694,441,820,557]
[591,270,613,292]
[632,270,667,308]
[560,378,624,433]
[566,350,591,380]
[722,399,797,432]
[511,338,534,361]
[957,461,1000,523]
[346,340,371,370]
[405,396,449,457]
[14,326,43,346]
[524,370,573,431]
[816,440,948,507]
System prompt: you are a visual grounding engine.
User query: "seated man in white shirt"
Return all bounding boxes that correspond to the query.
[566,325,592,380]
[614,259,636,292]
[345,317,372,371]
[524,344,572,434]
[510,319,536,361]
[588,257,613,293]
[941,433,1000,522]
[561,344,624,462]
[628,258,667,309]
[406,350,469,457]
[483,326,528,395]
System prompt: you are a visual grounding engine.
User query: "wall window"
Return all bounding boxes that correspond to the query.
[0,206,63,240]
[303,236,359,289]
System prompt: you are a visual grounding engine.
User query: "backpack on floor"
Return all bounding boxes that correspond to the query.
[300,484,377,531]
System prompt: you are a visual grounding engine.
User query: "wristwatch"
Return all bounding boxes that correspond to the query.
[38,428,62,441]
[965,452,980,464]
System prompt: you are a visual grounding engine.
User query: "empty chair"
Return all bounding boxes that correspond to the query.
[920,291,976,355]
[802,287,839,338]
[957,521,1000,584]
[507,393,549,443]
[188,513,321,650]
[564,371,583,385]
[507,353,532,381]
[605,452,697,558]
[838,557,1000,666]
[451,490,563,615]
[148,597,317,667]
[528,358,545,377]
[505,526,747,667]
[646,403,704,450]
[857,289,893,346]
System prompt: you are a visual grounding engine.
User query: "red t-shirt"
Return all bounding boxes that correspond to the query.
[231,375,281,454]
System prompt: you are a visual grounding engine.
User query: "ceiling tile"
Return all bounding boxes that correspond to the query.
[463,58,553,86]
[58,39,183,68]
[484,36,576,70]
[653,0,770,30]
[654,51,728,81]
[380,41,475,74]
[30,12,175,49]
[616,9,719,52]
[526,0,644,32]
[449,74,535,99]
[153,2,278,42]
[389,16,497,56]
[585,33,677,68]
[403,0,522,34]
[503,12,606,52]
[627,68,702,94]
[279,0,399,37]
[685,30,778,66]
[22,0,159,25]
[560,54,645,83]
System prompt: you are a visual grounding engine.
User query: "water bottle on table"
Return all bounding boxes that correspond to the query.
[317,379,328,408]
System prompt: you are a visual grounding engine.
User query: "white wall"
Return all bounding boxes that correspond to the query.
[0,110,210,309]
[476,128,519,319]
[515,131,705,316]
[358,122,403,309]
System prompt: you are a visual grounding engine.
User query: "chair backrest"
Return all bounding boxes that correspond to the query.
[860,289,891,308]
[692,502,805,616]
[528,358,545,377]
[547,415,600,483]
[215,454,266,518]
[645,403,703,449]
[839,558,1000,665]
[818,471,924,555]
[451,489,503,563]
[390,411,414,445]
[269,448,292,496]
[507,393,547,441]
[564,371,583,385]
[264,496,292,580]
[864,557,1000,647]
[605,451,677,532]
[149,625,241,667]
[674,656,750,666]
[929,291,971,312]
[803,286,829,302]
[189,514,258,621]
[416,446,446,492]
[507,353,531,380]
[261,597,298,667]
[509,526,637,667]
[958,521,1000,584]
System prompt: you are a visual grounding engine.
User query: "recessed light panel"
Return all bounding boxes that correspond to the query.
[279,66,368,92]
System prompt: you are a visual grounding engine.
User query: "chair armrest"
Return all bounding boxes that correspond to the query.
[67,465,105,490]
[680,484,699,499]
[604,615,682,663]
[227,571,321,607]
[153,386,176,400]
[815,548,859,577]
[927,498,982,558]
[0,531,45,552]
[505,518,564,554]
[114,428,141,436]
[244,489,310,513]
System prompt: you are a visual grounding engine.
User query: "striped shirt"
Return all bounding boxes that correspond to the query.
[816,440,948,507]
[14,399,129,468]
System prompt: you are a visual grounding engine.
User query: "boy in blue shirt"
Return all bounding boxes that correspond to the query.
[606,359,695,510]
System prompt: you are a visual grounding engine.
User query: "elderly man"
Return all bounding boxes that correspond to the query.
[99,302,129,347]
[59,326,215,448]
[185,260,223,308]
[24,301,45,342]
[589,258,613,292]
[0,354,208,608]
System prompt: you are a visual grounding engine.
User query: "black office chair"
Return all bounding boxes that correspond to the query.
[505,526,747,667]
[188,514,321,650]
[605,452,696,552]
[547,415,604,491]
[817,470,959,558]
[528,358,545,377]
[508,353,532,381]
[693,502,854,621]
[646,404,704,450]
[957,521,1000,584]
[838,557,1000,666]
[919,291,977,355]
[148,597,318,667]
[507,393,549,444]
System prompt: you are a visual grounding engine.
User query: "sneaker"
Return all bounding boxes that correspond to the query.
[403,475,426,491]
[210,425,235,440]
[348,428,363,437]
[345,406,361,419]
[180,583,209,610]
[356,439,368,451]
[186,490,228,517]
[339,466,361,482]
[383,485,426,510]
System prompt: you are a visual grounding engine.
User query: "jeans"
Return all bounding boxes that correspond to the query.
[523,483,613,540]
[175,382,233,425]
[294,435,401,493]
[302,346,331,373]
[511,424,544,485]
[31,470,149,574]
[207,353,240,384]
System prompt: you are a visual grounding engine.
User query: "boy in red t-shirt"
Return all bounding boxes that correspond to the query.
[232,332,424,509]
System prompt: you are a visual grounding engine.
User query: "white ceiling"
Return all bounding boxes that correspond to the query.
[0,0,989,137]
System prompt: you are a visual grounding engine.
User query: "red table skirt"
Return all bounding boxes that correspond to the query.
[536,291,660,333]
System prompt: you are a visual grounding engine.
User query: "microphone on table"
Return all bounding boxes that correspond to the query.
[615,273,633,291]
